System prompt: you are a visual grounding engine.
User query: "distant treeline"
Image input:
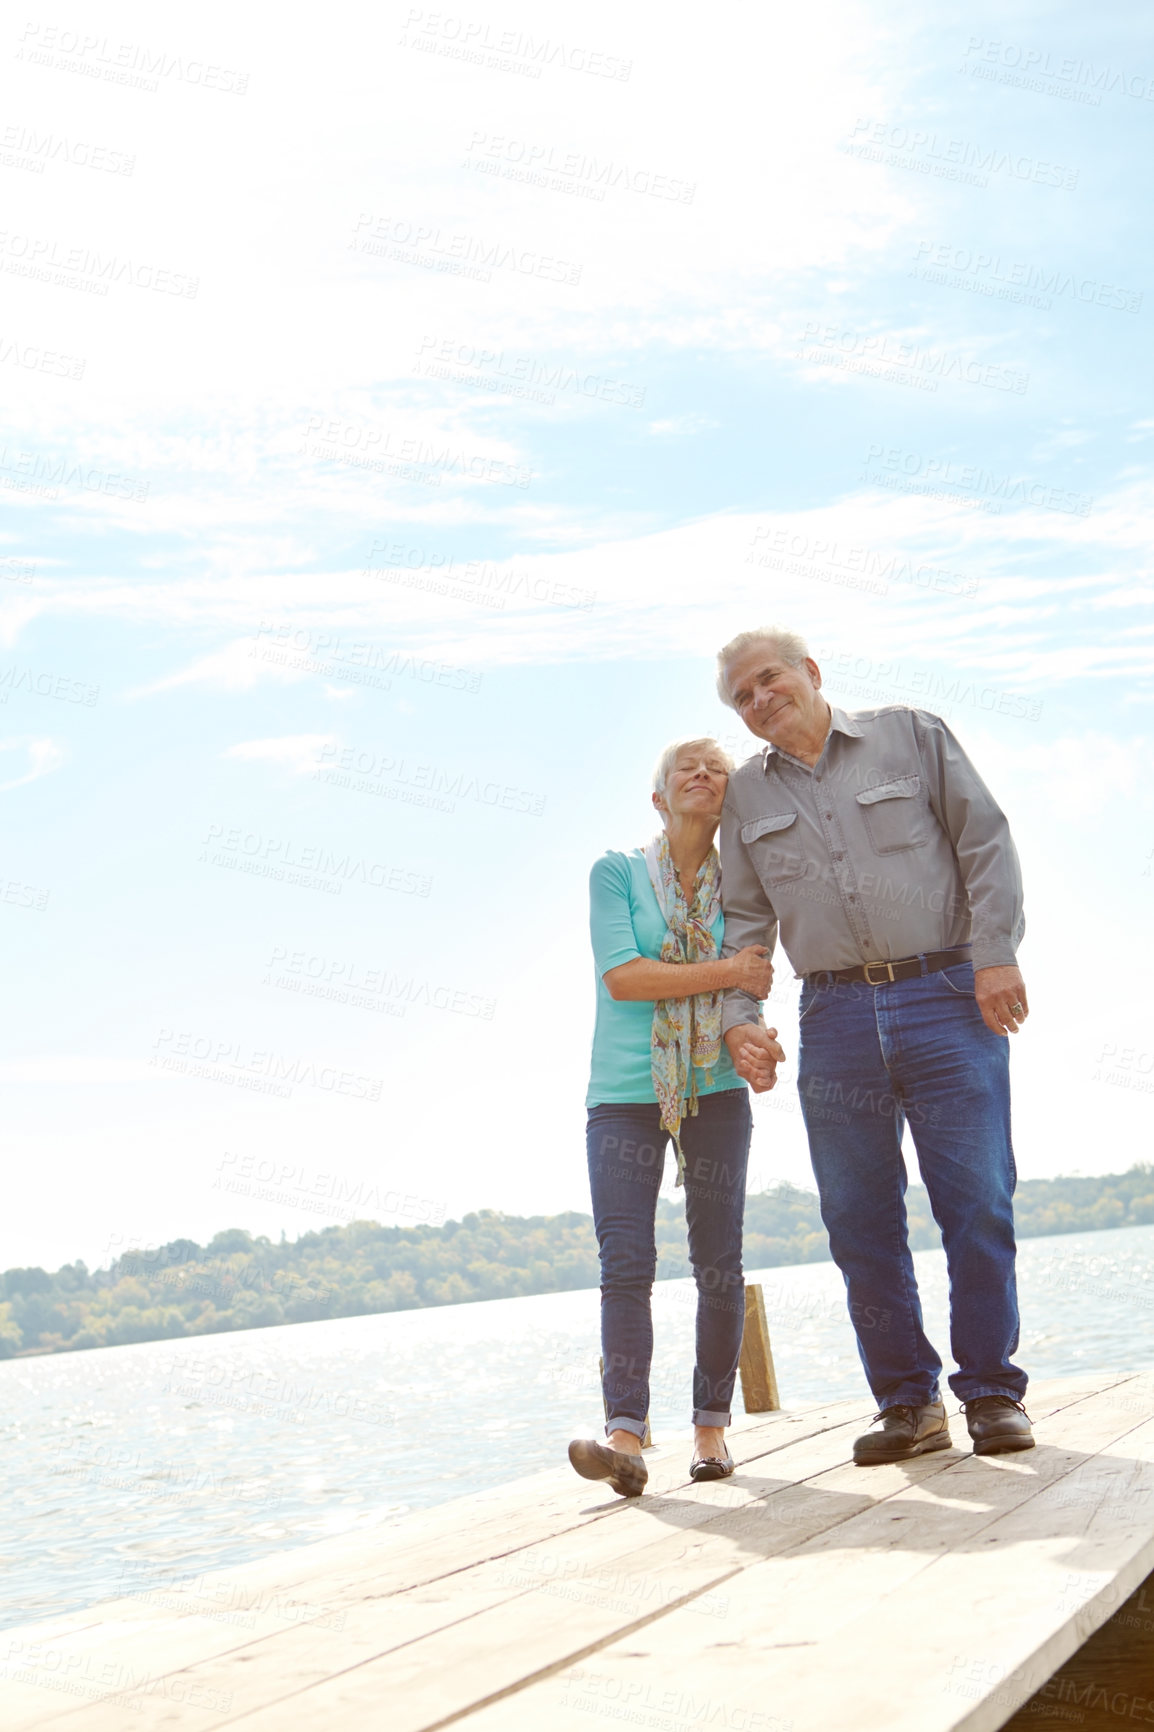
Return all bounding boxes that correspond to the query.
[3,1166,1153,1358]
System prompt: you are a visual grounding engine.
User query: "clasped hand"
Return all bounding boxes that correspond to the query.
[723,1022,786,1093]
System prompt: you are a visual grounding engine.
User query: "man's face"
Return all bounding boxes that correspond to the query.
[724,645,826,744]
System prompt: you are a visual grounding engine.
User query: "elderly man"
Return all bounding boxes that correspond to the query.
[716,626,1032,1463]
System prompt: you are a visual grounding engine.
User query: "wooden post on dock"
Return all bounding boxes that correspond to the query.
[739,1282,780,1412]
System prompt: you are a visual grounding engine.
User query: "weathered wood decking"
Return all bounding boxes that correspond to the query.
[2,1372,1152,1731]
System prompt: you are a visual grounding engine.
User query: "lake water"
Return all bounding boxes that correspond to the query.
[3,1222,1153,1633]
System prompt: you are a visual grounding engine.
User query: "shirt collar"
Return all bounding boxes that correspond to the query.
[759,704,861,770]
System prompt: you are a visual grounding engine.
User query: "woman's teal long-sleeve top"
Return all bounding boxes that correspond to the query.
[586,848,742,1107]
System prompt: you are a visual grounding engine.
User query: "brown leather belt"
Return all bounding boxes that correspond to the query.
[805,947,972,988]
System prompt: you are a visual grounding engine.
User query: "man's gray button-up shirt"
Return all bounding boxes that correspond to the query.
[719,705,1025,1033]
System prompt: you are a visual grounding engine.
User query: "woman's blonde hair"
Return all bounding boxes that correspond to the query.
[652,736,734,795]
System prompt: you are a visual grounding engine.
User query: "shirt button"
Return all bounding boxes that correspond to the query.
[825,811,833,820]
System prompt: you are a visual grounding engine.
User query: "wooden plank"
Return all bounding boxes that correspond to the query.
[450,1378,1154,1732]
[738,1282,779,1413]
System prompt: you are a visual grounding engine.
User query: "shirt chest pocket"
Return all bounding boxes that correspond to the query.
[855,776,930,854]
[740,811,807,883]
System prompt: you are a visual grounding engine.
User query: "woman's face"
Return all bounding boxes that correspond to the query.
[658,747,730,825]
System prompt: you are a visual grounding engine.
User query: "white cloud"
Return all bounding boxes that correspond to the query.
[646,415,720,437]
[0,738,66,792]
[221,734,337,775]
[6,477,1150,695]
[130,636,311,696]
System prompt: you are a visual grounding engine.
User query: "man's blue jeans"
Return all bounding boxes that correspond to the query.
[586,1088,752,1437]
[797,959,1026,1409]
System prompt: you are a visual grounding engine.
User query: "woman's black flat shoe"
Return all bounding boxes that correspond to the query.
[689,1448,735,1482]
[568,1438,647,1498]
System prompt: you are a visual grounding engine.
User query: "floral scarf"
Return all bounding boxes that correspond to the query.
[643,830,723,1186]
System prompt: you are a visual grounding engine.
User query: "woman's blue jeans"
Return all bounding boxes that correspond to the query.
[586,1087,752,1438]
[797,959,1026,1410]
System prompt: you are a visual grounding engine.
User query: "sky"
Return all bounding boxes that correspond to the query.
[1,0,1152,1273]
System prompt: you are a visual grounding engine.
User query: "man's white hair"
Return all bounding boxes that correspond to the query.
[652,736,734,795]
[715,627,809,710]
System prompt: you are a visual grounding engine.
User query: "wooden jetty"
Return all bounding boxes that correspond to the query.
[1,1370,1152,1731]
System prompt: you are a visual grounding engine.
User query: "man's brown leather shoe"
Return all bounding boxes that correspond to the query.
[853,1401,951,1465]
[963,1395,1034,1455]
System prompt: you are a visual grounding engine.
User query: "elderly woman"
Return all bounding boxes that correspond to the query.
[568,738,777,1497]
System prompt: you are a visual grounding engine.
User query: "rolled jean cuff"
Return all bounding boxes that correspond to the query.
[605,1416,647,1440]
[693,1408,731,1428]
[954,1379,1029,1404]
